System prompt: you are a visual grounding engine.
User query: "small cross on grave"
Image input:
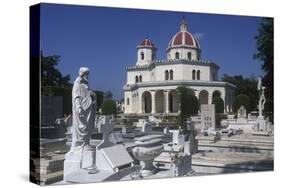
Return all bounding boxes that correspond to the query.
[97,116,114,150]
[170,130,180,145]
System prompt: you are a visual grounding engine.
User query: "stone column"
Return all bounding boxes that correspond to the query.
[221,94,226,113]
[164,90,170,114]
[195,91,200,114]
[230,92,234,112]
[208,94,212,105]
[195,91,199,99]
[139,92,143,113]
[151,91,156,114]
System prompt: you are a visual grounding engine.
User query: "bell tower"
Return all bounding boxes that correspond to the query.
[136,38,157,66]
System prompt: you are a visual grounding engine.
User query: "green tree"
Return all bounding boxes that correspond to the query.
[233,94,250,113]
[94,90,104,111]
[104,91,113,100]
[254,18,273,117]
[41,54,71,88]
[212,96,224,113]
[101,100,117,115]
[222,74,258,111]
[176,86,199,133]
[41,53,72,115]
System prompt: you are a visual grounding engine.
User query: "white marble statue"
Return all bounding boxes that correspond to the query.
[70,67,96,152]
[257,76,262,91]
[257,77,266,118]
[64,67,98,180]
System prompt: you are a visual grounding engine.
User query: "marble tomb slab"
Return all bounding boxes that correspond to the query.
[100,144,134,170]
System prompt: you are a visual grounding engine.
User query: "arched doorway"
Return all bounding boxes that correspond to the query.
[155,90,165,113]
[212,90,221,98]
[142,91,152,113]
[169,90,178,113]
[212,90,221,103]
[199,90,209,105]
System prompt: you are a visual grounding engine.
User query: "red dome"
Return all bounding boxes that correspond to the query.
[137,38,155,48]
[168,31,200,49]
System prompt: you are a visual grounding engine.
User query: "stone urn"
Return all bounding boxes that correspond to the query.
[132,135,164,177]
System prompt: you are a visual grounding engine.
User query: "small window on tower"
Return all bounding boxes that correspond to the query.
[139,75,142,82]
[188,52,192,60]
[175,52,179,59]
[140,52,144,60]
[165,70,169,80]
[170,70,173,80]
[197,70,200,80]
[135,76,138,83]
[192,70,196,80]
[127,98,130,105]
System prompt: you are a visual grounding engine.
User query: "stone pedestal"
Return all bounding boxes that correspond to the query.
[140,160,156,177]
[154,151,193,177]
[64,146,97,181]
[132,135,164,177]
[170,153,192,177]
[256,118,267,131]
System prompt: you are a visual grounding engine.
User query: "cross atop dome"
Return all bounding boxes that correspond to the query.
[180,16,188,32]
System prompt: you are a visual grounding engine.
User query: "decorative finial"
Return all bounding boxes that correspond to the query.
[180,16,188,31]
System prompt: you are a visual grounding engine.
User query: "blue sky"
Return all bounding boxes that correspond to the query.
[40,3,264,100]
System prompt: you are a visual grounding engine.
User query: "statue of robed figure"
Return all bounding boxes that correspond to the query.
[64,67,98,175]
[71,67,96,151]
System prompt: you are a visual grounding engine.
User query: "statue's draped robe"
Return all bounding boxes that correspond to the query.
[71,77,96,151]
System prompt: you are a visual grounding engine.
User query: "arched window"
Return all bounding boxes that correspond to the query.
[140,52,144,60]
[165,70,169,80]
[192,70,196,80]
[197,70,200,80]
[175,52,179,59]
[139,75,142,82]
[135,75,139,83]
[169,70,173,80]
[188,52,192,60]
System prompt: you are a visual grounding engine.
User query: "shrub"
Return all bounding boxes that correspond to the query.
[233,94,250,112]
[216,113,227,128]
[176,86,199,133]
[101,100,117,115]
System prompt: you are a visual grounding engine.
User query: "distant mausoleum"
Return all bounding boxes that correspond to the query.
[123,19,236,114]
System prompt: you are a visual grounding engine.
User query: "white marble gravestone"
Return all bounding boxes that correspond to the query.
[136,119,153,133]
[237,106,247,119]
[163,130,185,152]
[97,144,134,171]
[201,104,216,129]
[237,106,247,124]
[184,119,198,154]
[96,116,133,172]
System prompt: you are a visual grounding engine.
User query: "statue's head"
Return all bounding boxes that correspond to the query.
[79,67,90,81]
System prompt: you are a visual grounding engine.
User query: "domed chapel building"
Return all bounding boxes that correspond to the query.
[123,18,236,115]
